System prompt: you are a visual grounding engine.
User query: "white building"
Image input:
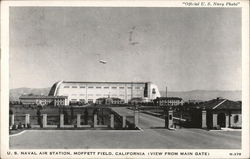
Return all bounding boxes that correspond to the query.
[48,81,161,104]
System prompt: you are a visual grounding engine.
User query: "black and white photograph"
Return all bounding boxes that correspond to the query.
[1,1,249,158]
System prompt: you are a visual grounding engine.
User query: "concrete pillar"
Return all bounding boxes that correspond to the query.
[212,113,218,128]
[110,114,114,128]
[134,110,139,128]
[225,114,230,128]
[42,114,47,128]
[202,110,207,129]
[77,114,81,128]
[122,116,126,128]
[11,114,15,126]
[60,114,64,128]
[94,114,97,127]
[25,114,30,127]
[168,110,174,129]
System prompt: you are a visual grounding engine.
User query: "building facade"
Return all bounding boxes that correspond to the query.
[154,97,184,106]
[48,81,161,104]
[95,97,125,105]
[19,95,68,106]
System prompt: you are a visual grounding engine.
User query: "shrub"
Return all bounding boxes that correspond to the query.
[27,123,31,129]
[12,125,18,130]
[18,123,23,129]
[9,109,13,115]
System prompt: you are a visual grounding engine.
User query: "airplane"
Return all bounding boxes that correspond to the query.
[99,60,107,64]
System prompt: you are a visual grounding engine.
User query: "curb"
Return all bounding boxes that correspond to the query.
[9,130,27,137]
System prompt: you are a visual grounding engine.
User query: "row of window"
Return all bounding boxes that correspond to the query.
[160,101,182,103]
[69,94,142,97]
[63,86,143,89]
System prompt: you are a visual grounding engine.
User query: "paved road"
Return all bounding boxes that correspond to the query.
[10,108,241,149]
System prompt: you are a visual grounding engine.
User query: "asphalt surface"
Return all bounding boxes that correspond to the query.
[10,108,241,149]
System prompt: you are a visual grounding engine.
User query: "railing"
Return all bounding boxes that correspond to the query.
[9,113,115,129]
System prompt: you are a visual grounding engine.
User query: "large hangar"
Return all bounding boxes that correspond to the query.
[48,81,161,104]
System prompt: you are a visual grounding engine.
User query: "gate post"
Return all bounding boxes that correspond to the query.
[77,114,81,128]
[60,114,64,128]
[225,113,230,128]
[110,114,114,128]
[168,109,174,129]
[11,114,15,127]
[212,113,218,128]
[94,114,98,127]
[122,116,126,128]
[134,110,139,128]
[25,114,30,128]
[43,114,47,128]
[202,109,207,129]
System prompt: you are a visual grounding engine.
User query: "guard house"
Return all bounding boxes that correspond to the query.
[191,98,242,129]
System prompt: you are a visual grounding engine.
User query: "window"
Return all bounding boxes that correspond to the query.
[119,87,125,89]
[169,115,172,120]
[88,94,93,96]
[88,86,94,89]
[152,88,156,94]
[96,86,102,89]
[234,115,239,123]
[64,86,70,88]
[135,87,140,89]
[112,87,117,89]
[80,86,85,88]
[80,94,85,96]
[127,87,132,89]
[104,87,109,89]
[72,86,77,88]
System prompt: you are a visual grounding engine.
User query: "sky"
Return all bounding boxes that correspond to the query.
[9,7,241,91]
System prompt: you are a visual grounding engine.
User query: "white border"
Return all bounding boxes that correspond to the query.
[1,0,249,158]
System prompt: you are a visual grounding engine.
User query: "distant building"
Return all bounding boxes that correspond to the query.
[154,97,184,106]
[96,97,125,105]
[186,100,204,104]
[19,95,68,106]
[48,81,161,104]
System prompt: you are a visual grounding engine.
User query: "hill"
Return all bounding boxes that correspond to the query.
[9,87,241,102]
[10,87,51,101]
[160,90,241,101]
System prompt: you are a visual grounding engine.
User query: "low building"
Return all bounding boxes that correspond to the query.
[19,95,68,106]
[189,98,242,129]
[129,97,143,104]
[95,97,125,105]
[154,97,184,106]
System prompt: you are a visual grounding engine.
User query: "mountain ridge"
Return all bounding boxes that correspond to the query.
[9,87,241,101]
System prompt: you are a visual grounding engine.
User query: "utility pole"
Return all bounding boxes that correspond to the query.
[166,85,168,98]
